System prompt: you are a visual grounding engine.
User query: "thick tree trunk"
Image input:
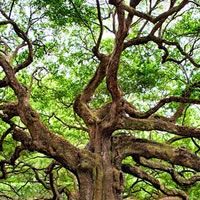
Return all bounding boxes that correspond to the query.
[77,128,123,200]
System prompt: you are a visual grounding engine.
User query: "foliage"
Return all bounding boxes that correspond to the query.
[0,0,200,200]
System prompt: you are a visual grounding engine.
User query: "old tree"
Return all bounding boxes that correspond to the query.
[0,0,200,199]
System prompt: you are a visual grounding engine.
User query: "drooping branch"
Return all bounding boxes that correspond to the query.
[170,86,194,122]
[16,161,78,199]
[156,37,200,68]
[139,157,200,187]
[0,145,24,179]
[121,164,188,200]
[122,5,200,69]
[53,114,88,132]
[0,127,13,151]
[124,33,200,68]
[47,163,60,199]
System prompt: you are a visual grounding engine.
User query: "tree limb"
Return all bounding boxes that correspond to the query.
[112,136,200,171]
[122,164,188,200]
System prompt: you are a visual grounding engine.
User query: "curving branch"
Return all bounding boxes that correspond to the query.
[119,116,200,139]
[47,163,60,199]
[0,7,34,89]
[121,0,189,24]
[135,96,200,119]
[0,127,13,151]
[0,51,92,174]
[112,136,200,171]
[139,157,200,187]
[0,0,199,198]
[0,9,33,71]
[124,33,200,68]
[0,145,24,179]
[74,56,109,125]
[106,4,127,101]
[122,164,188,200]
[0,53,28,98]
[12,127,83,173]
[158,37,200,68]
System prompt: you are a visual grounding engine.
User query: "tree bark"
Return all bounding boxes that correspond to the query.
[77,127,123,200]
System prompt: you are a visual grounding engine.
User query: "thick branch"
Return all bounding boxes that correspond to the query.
[120,116,200,139]
[0,52,89,173]
[106,4,128,101]
[12,128,76,171]
[12,128,95,173]
[0,54,27,99]
[112,136,200,171]
[74,56,109,125]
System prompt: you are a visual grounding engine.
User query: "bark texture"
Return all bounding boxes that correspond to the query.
[0,0,200,200]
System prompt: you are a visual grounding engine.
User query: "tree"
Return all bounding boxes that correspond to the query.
[0,0,200,199]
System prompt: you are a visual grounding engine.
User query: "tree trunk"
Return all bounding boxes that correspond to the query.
[77,127,123,200]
